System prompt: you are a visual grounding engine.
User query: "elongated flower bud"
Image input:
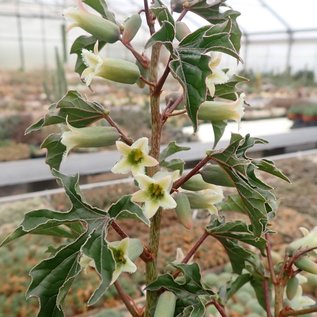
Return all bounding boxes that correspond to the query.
[294,256,317,274]
[122,14,142,44]
[185,187,224,214]
[174,192,193,229]
[81,49,140,86]
[182,174,215,191]
[63,5,120,43]
[198,93,245,122]
[175,21,191,41]
[286,276,299,300]
[286,226,317,256]
[61,122,120,155]
[200,164,234,187]
[154,291,177,317]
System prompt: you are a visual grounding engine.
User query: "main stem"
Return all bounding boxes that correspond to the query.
[144,42,162,317]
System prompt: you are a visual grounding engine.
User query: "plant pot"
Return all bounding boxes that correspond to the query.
[287,113,302,120]
[302,115,316,122]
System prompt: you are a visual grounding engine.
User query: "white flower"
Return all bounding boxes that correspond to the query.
[185,186,224,214]
[132,173,177,219]
[111,137,158,176]
[81,48,104,86]
[198,93,245,122]
[205,54,229,97]
[109,238,137,284]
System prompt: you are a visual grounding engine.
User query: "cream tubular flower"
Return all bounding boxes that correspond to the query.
[185,186,224,214]
[198,93,245,122]
[109,238,137,284]
[111,137,158,176]
[132,173,177,219]
[205,54,229,97]
[81,48,140,86]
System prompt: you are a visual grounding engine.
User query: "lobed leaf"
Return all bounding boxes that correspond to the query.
[41,134,66,171]
[160,141,190,161]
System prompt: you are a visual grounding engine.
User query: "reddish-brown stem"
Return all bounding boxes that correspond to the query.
[165,109,187,117]
[122,41,149,68]
[172,156,211,191]
[104,114,133,145]
[263,278,272,317]
[144,0,155,35]
[210,300,228,317]
[176,9,188,22]
[172,231,209,278]
[114,281,141,317]
[162,94,184,124]
[152,57,172,97]
[280,306,317,317]
[111,221,153,262]
[140,76,156,88]
[265,233,277,284]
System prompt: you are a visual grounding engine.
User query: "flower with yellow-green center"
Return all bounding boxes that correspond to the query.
[111,137,158,176]
[132,173,177,219]
[205,54,229,97]
[108,238,137,284]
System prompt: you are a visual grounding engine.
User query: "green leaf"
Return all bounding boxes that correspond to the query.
[82,225,115,305]
[1,171,107,246]
[145,21,175,51]
[70,36,106,76]
[83,0,116,22]
[254,159,290,183]
[179,20,241,61]
[151,0,174,25]
[161,158,186,174]
[27,232,87,316]
[250,276,267,310]
[170,51,210,130]
[206,218,266,252]
[26,90,107,133]
[147,263,213,298]
[160,141,190,161]
[107,195,150,226]
[225,273,252,300]
[220,194,246,213]
[176,296,206,317]
[41,134,66,171]
[211,120,227,148]
[186,1,242,53]
[215,75,248,100]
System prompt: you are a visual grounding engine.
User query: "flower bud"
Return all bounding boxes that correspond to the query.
[182,174,215,191]
[61,121,120,155]
[286,276,299,300]
[286,227,317,256]
[185,187,224,214]
[81,49,140,86]
[174,192,193,229]
[154,291,177,317]
[200,164,235,187]
[63,5,120,43]
[122,14,142,44]
[198,93,245,122]
[294,257,317,275]
[175,21,191,41]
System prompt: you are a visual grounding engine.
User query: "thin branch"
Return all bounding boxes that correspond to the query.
[263,278,273,317]
[210,300,228,317]
[265,233,277,284]
[280,306,317,317]
[165,109,187,118]
[104,114,133,146]
[162,94,184,124]
[144,0,155,35]
[111,221,153,262]
[152,57,172,97]
[176,9,188,22]
[172,156,211,192]
[114,281,141,317]
[140,76,156,88]
[122,41,149,68]
[172,231,209,278]
[285,246,317,274]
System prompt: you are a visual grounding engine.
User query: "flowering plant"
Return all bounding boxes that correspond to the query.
[2,1,317,317]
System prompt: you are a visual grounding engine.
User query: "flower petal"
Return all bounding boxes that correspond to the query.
[122,258,137,274]
[132,137,149,153]
[131,190,148,203]
[160,193,177,210]
[142,154,159,167]
[111,158,131,174]
[130,164,145,176]
[116,141,132,156]
[156,175,173,192]
[143,200,160,219]
[134,174,153,190]
[111,267,122,285]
